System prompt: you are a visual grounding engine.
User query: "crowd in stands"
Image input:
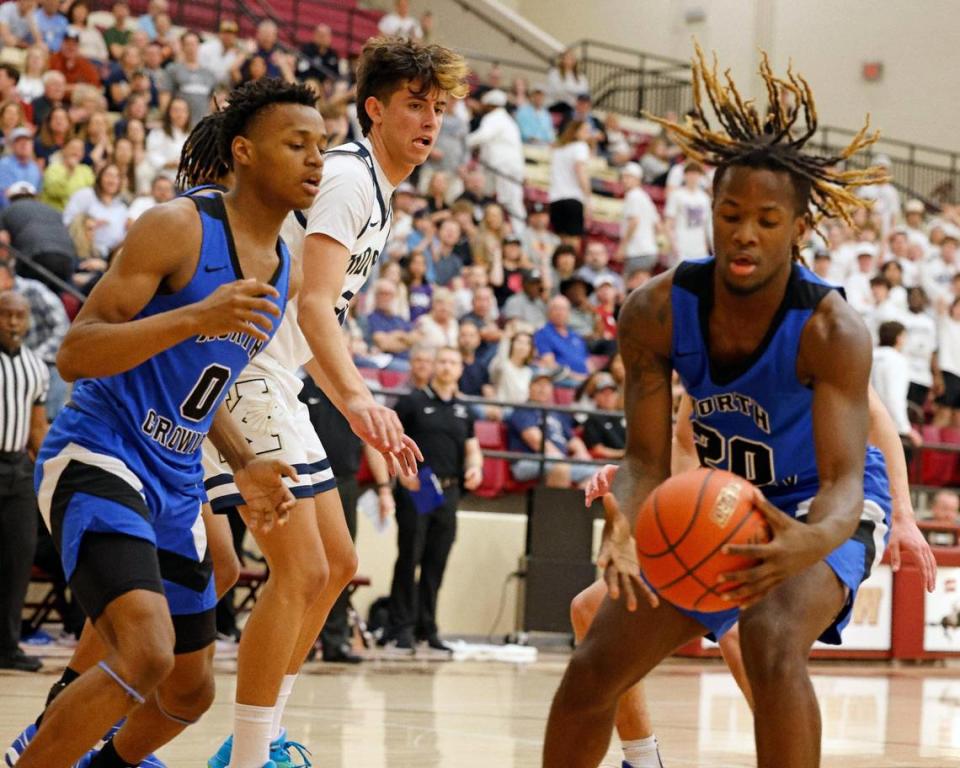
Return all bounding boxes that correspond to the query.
[0,0,958,498]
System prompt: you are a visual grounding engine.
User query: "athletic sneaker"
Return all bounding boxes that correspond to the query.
[4,723,35,766]
[207,730,311,768]
[100,722,165,766]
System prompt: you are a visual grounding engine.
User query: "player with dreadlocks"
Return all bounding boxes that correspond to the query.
[543,46,898,768]
[176,109,232,192]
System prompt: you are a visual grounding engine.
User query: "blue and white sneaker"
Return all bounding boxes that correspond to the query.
[207,730,310,768]
[4,723,35,766]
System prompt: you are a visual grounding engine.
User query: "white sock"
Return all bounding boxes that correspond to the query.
[229,703,275,768]
[271,674,298,741]
[622,735,662,768]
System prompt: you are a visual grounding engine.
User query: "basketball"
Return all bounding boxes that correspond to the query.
[636,468,772,613]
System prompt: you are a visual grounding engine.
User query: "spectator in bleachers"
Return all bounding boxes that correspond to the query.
[640,135,671,186]
[67,0,108,64]
[547,48,589,117]
[143,39,173,105]
[378,260,410,319]
[489,324,534,403]
[903,286,938,410]
[367,278,418,362]
[0,256,67,416]
[569,93,602,138]
[0,64,29,124]
[871,320,920,445]
[152,12,180,62]
[577,240,624,293]
[858,154,899,234]
[378,0,423,41]
[490,233,528,306]
[935,296,960,427]
[110,137,151,200]
[844,247,878,315]
[535,294,589,381]
[126,172,173,222]
[146,95,189,176]
[462,284,501,350]
[0,0,38,48]
[0,99,28,147]
[424,217,464,286]
[865,274,905,341]
[31,69,65,128]
[456,166,495,224]
[17,46,46,104]
[522,201,559,276]
[503,267,547,327]
[881,259,908,310]
[237,19,288,81]
[592,275,618,354]
[104,43,143,110]
[508,369,593,487]
[39,136,91,210]
[50,28,101,97]
[422,98,467,199]
[601,112,632,167]
[558,274,593,338]
[62,162,128,257]
[112,90,147,136]
[0,129,41,207]
[929,490,960,524]
[408,344,435,389]
[665,161,711,263]
[0,180,75,288]
[549,242,577,297]
[582,372,625,459]
[198,18,241,87]
[467,88,525,224]
[32,104,69,165]
[66,213,105,290]
[618,161,661,271]
[923,225,959,307]
[82,109,112,169]
[403,250,432,322]
[166,30,216,128]
[416,287,458,350]
[423,170,451,220]
[136,0,166,40]
[904,198,930,249]
[549,119,591,250]
[34,0,65,52]
[103,1,134,61]
[458,319,492,397]
[515,82,554,145]
[298,23,341,85]
[470,200,507,269]
[406,206,434,253]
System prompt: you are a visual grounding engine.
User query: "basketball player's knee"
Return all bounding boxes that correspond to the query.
[274,556,330,604]
[559,649,618,710]
[112,610,176,690]
[212,551,241,598]
[161,666,216,721]
[740,616,806,687]
[327,545,359,593]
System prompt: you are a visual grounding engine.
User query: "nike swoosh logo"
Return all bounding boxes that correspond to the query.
[369,220,379,228]
[424,407,436,414]
[204,265,228,273]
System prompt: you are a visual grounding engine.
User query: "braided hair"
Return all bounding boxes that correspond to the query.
[648,44,889,245]
[175,110,229,191]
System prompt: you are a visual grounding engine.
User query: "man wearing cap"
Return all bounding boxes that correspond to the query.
[507,368,594,488]
[582,373,625,459]
[904,199,930,251]
[515,83,555,144]
[618,162,661,271]
[199,18,242,86]
[0,129,41,209]
[503,267,548,326]
[559,274,594,338]
[467,88,526,225]
[49,29,101,95]
[0,181,75,290]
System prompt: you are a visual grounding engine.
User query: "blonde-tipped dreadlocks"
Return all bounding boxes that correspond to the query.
[646,44,889,229]
[176,110,229,192]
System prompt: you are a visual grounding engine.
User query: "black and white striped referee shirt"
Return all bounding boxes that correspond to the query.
[0,344,48,453]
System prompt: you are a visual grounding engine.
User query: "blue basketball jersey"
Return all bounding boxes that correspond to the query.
[671,257,888,513]
[68,194,290,488]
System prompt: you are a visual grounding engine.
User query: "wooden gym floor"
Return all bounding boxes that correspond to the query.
[2,653,960,766]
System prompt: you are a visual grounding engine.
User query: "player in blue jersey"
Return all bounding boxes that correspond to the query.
[543,48,911,768]
[17,79,325,768]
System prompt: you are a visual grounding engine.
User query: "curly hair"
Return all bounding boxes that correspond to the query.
[217,77,317,169]
[356,36,469,136]
[647,44,888,231]
[176,109,229,190]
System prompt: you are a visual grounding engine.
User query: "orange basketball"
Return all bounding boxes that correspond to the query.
[635,468,771,612]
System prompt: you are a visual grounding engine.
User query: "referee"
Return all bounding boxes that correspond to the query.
[381,347,483,653]
[0,291,49,671]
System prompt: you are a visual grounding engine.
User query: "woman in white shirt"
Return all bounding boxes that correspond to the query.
[146,97,191,177]
[489,328,535,404]
[547,49,589,115]
[549,119,592,251]
[17,46,47,103]
[63,163,130,259]
[66,2,109,63]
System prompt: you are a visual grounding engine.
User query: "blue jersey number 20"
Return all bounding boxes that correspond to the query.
[692,421,775,486]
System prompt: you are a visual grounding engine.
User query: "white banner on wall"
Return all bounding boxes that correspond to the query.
[923,567,960,653]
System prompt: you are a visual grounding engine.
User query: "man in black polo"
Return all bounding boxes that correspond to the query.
[0,291,48,671]
[581,372,625,459]
[381,346,483,653]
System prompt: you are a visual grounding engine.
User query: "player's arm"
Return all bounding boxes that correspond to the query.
[298,233,420,474]
[27,404,48,459]
[57,202,280,382]
[463,436,483,490]
[671,395,699,474]
[867,384,937,590]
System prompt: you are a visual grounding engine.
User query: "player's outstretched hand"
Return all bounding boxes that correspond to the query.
[597,493,658,611]
[190,279,281,343]
[235,458,298,533]
[348,397,423,477]
[888,514,937,592]
[585,464,619,507]
[718,488,829,607]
